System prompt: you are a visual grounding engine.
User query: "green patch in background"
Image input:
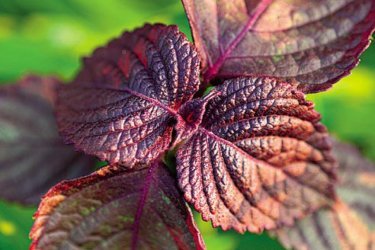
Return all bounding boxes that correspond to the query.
[195,213,284,250]
[309,67,375,161]
[0,0,189,83]
[0,201,34,249]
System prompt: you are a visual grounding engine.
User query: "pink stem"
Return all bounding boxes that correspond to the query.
[131,162,158,250]
[203,0,273,83]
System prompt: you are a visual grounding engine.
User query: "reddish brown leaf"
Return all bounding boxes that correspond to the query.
[275,140,374,250]
[30,162,205,250]
[56,24,200,167]
[0,75,94,205]
[176,77,336,233]
[182,0,375,93]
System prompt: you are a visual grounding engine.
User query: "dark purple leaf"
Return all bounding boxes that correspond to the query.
[182,0,375,93]
[275,140,374,250]
[0,75,94,205]
[56,24,200,167]
[176,77,336,233]
[30,162,205,250]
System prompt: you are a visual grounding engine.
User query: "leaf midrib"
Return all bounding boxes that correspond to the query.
[204,0,273,82]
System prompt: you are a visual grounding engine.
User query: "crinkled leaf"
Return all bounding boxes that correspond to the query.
[0,75,94,205]
[56,24,200,167]
[275,140,374,250]
[30,162,205,250]
[176,77,336,233]
[182,0,375,93]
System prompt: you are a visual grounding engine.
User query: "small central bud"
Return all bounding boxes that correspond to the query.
[179,99,206,128]
[172,89,221,147]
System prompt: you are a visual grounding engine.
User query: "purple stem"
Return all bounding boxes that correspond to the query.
[203,0,273,83]
[131,162,158,250]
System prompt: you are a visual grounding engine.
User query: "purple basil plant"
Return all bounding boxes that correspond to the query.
[0,1,374,249]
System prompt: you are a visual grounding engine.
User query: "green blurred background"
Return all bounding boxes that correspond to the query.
[0,0,373,249]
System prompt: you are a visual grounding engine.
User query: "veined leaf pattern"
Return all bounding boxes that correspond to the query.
[56,24,200,167]
[30,162,205,250]
[182,0,375,93]
[176,77,336,233]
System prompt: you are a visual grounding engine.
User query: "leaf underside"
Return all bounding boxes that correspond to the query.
[182,0,375,93]
[176,77,337,233]
[30,162,205,250]
[275,140,375,250]
[56,24,201,167]
[0,75,94,205]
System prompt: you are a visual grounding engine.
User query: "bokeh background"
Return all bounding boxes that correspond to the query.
[0,0,374,249]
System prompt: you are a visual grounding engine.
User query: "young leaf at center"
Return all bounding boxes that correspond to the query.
[55,23,337,234]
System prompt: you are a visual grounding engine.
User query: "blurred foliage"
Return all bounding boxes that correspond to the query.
[195,214,284,250]
[0,201,34,249]
[0,0,374,249]
[0,0,190,82]
[309,67,375,160]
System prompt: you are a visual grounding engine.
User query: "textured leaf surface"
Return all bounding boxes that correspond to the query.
[182,0,375,93]
[30,162,205,250]
[176,77,336,233]
[275,140,374,250]
[0,75,94,205]
[56,24,200,167]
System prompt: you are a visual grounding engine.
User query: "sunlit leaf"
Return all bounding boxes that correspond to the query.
[182,0,375,93]
[30,162,205,250]
[176,77,336,233]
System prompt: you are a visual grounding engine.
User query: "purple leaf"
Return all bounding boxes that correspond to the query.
[176,77,336,233]
[182,0,375,93]
[0,75,94,205]
[30,162,205,250]
[275,140,374,250]
[56,24,200,167]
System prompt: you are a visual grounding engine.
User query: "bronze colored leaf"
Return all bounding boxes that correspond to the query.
[182,0,375,93]
[30,162,205,250]
[275,140,374,250]
[56,24,200,167]
[176,77,336,233]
